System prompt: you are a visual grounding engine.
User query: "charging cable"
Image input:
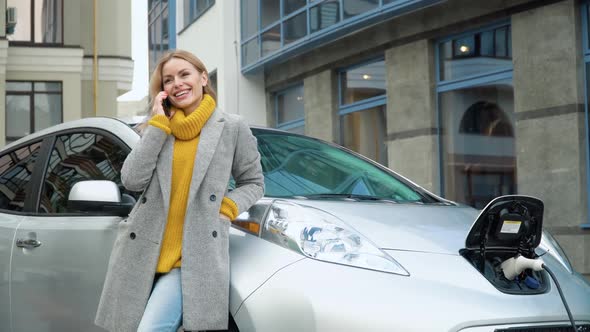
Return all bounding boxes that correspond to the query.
[543,264,577,332]
[501,256,577,331]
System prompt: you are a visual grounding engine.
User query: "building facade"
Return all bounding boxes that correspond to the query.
[159,0,590,278]
[0,0,133,147]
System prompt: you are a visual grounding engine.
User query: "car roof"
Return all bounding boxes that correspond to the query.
[0,116,281,153]
[1,117,139,152]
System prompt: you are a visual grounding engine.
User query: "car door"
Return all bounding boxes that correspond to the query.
[0,140,44,331]
[10,131,137,332]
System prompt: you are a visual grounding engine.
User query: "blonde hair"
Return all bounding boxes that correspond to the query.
[138,50,217,132]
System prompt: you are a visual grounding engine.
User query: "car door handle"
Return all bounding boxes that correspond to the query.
[16,239,42,249]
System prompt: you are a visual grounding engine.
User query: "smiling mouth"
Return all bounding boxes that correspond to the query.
[174,90,190,98]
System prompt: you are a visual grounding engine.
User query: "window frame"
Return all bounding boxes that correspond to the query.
[36,130,135,216]
[180,0,215,32]
[274,83,305,132]
[436,21,513,87]
[337,56,387,115]
[5,80,63,143]
[337,57,388,165]
[148,0,177,73]
[0,126,134,216]
[240,0,445,72]
[7,0,64,46]
[580,1,590,228]
[435,21,515,206]
[0,138,48,214]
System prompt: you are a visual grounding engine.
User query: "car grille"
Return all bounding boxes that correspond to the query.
[495,325,590,332]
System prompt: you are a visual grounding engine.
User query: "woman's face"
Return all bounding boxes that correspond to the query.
[161,57,208,113]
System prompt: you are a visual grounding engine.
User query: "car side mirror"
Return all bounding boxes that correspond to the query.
[68,180,135,216]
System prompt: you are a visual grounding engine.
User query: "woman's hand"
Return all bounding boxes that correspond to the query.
[219,214,230,221]
[152,91,175,119]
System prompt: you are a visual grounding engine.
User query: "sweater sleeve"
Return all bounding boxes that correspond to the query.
[219,196,239,220]
[148,114,171,135]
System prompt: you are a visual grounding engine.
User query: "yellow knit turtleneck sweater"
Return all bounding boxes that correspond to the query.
[148,94,238,273]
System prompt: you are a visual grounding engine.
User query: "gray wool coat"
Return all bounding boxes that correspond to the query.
[94,109,264,332]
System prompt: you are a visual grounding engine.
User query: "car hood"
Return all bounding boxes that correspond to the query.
[284,199,480,255]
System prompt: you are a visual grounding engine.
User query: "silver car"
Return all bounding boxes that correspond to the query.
[0,117,588,332]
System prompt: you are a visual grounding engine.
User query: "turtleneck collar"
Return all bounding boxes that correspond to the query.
[169,94,216,140]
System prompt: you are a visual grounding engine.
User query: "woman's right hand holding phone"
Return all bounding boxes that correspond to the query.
[152,91,175,119]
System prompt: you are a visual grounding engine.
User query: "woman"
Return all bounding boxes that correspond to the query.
[95,50,265,332]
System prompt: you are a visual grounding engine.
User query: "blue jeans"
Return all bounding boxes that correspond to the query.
[137,268,183,332]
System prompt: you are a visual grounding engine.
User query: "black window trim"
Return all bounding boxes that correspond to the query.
[7,0,64,45]
[0,136,52,215]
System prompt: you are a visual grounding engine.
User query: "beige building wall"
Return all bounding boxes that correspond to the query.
[1,47,84,146]
[0,0,5,39]
[0,0,133,147]
[78,0,132,58]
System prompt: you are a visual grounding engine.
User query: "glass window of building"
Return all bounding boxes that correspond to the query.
[209,70,218,99]
[284,0,306,15]
[275,84,305,134]
[183,0,215,28]
[149,0,176,73]
[340,59,386,105]
[283,11,307,45]
[310,1,340,33]
[339,59,387,166]
[242,38,260,67]
[261,0,280,28]
[342,0,379,19]
[241,0,258,40]
[6,0,63,44]
[438,24,512,81]
[5,81,62,144]
[437,23,515,209]
[262,24,281,57]
[340,106,388,166]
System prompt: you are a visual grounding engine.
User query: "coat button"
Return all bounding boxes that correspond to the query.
[212,231,217,238]
[141,197,147,204]
[209,194,216,202]
[130,232,136,240]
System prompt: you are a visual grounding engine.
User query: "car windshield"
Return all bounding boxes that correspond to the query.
[252,129,434,203]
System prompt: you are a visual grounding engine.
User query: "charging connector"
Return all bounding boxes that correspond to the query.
[501,256,577,331]
[500,255,544,280]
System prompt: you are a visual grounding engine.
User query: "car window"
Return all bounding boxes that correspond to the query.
[0,141,43,212]
[39,132,137,213]
[253,130,426,202]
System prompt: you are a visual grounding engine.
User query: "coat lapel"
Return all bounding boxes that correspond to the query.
[156,135,174,217]
[188,109,225,207]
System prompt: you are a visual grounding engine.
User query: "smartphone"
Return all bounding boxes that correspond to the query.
[162,97,171,117]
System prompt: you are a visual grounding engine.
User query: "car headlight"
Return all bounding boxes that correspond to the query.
[261,200,409,276]
[537,230,573,273]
